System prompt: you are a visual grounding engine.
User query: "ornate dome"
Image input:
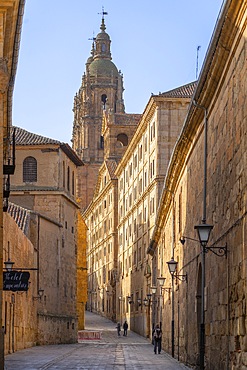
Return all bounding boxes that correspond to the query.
[96,31,110,41]
[89,59,118,77]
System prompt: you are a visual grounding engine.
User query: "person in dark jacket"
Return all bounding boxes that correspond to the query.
[152,324,162,354]
[123,320,128,336]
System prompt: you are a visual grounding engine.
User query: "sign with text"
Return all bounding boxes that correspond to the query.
[3,271,30,292]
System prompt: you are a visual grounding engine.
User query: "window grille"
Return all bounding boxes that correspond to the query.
[23,156,37,182]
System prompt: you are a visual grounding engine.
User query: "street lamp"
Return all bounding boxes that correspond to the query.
[157,276,171,296]
[167,258,177,275]
[156,276,171,328]
[194,223,213,247]
[143,297,149,306]
[137,298,142,307]
[167,257,187,358]
[4,258,15,271]
[157,276,166,287]
[127,295,133,304]
[150,286,157,294]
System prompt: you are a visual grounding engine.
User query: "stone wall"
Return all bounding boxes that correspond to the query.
[151,2,247,368]
[77,212,87,330]
[3,212,37,354]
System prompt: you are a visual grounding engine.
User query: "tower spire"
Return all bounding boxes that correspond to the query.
[98,6,108,31]
[98,6,108,19]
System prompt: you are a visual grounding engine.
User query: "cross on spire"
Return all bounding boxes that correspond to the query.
[88,31,96,42]
[98,6,108,20]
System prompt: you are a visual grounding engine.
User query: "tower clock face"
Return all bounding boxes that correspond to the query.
[102,43,106,52]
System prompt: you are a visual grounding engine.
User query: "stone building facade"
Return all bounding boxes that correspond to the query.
[115,85,195,337]
[84,159,119,320]
[8,126,83,346]
[3,203,37,354]
[0,1,25,367]
[77,212,88,330]
[147,1,247,369]
[84,108,141,321]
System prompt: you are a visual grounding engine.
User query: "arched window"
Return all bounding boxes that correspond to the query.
[23,156,37,183]
[117,133,128,147]
[101,94,107,110]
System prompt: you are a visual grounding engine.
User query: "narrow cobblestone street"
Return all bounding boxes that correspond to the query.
[5,311,192,369]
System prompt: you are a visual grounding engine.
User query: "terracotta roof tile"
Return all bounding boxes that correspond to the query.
[7,202,31,235]
[159,81,197,98]
[12,126,61,146]
[12,126,83,166]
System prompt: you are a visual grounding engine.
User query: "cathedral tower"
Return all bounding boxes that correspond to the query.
[72,15,128,209]
[72,12,141,210]
[72,16,125,164]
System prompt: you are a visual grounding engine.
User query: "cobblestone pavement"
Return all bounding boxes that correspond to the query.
[5,311,192,370]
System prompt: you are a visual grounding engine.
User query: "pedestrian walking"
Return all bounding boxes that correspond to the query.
[116,322,121,336]
[152,324,162,354]
[123,320,128,336]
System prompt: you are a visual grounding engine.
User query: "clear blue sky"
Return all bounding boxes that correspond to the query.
[13,0,224,144]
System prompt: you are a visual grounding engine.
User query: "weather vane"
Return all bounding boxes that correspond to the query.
[98,6,108,20]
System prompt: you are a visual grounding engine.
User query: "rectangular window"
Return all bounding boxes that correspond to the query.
[139,145,143,161]
[138,244,142,262]
[134,250,137,265]
[139,211,142,225]
[150,122,156,141]
[129,163,133,177]
[125,169,129,183]
[144,136,147,152]
[138,178,142,193]
[144,171,147,188]
[134,154,137,169]
[129,193,132,207]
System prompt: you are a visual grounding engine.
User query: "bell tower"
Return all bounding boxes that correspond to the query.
[72,13,126,209]
[72,15,125,164]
